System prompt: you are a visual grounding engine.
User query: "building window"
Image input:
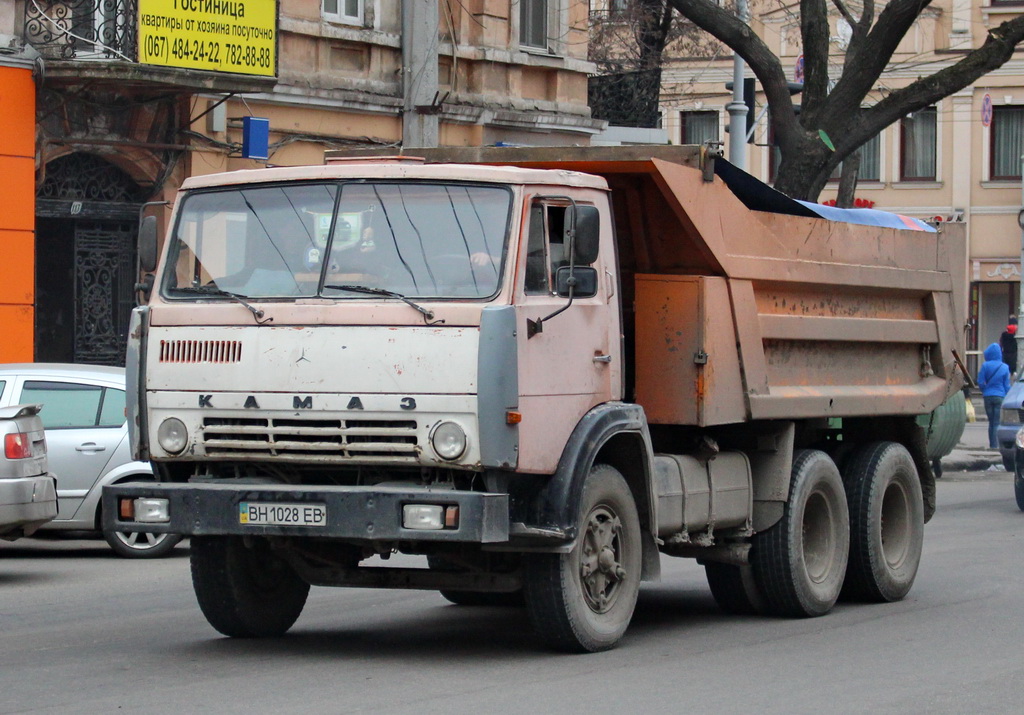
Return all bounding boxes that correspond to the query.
[829,134,881,182]
[323,0,362,25]
[991,106,1024,180]
[900,107,937,181]
[680,111,719,145]
[520,0,548,50]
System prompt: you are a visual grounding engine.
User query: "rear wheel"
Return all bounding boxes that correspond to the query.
[751,450,849,618]
[523,464,641,652]
[190,536,309,638]
[841,442,924,602]
[704,562,764,616]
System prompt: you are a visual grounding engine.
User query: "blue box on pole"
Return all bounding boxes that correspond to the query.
[242,117,270,160]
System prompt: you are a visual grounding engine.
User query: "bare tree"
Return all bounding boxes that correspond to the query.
[665,0,1024,201]
[589,0,708,128]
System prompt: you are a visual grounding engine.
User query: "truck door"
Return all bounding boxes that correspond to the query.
[514,197,620,474]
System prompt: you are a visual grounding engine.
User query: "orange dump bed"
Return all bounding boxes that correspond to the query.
[326,145,966,427]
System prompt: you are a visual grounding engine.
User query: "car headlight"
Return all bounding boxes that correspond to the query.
[431,421,467,461]
[157,417,188,454]
[1015,427,1024,450]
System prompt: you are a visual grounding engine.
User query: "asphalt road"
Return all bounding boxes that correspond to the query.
[2,473,1022,715]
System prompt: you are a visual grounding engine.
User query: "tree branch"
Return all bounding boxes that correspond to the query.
[800,0,831,125]
[824,0,932,133]
[855,16,1024,147]
[667,0,802,147]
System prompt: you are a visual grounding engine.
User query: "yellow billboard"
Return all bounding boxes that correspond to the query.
[138,0,277,77]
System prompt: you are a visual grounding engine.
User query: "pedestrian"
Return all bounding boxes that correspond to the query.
[978,342,1011,449]
[999,316,1018,376]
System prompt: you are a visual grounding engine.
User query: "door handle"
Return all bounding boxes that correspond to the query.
[593,354,612,363]
[75,443,107,452]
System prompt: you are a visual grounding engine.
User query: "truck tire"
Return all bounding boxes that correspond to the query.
[190,536,309,638]
[704,562,764,616]
[751,449,849,618]
[841,442,923,603]
[523,464,641,652]
[426,555,524,607]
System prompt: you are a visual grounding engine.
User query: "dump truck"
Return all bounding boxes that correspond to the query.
[105,145,965,652]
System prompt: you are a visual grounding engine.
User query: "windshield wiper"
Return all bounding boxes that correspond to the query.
[324,284,443,325]
[175,286,273,325]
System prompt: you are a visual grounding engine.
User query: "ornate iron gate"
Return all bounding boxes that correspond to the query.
[74,222,137,365]
[37,153,147,366]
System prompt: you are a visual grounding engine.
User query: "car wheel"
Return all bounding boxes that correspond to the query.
[1015,467,1024,513]
[1002,451,1016,473]
[102,529,183,559]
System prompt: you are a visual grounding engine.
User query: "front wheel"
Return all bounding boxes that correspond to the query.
[1015,467,1024,512]
[751,449,850,618]
[190,536,309,638]
[841,442,924,602]
[102,529,182,559]
[523,464,642,652]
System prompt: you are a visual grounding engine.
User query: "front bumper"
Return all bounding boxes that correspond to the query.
[0,475,58,539]
[102,481,509,543]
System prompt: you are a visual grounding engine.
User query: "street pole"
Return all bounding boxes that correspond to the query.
[1017,153,1024,374]
[727,0,749,170]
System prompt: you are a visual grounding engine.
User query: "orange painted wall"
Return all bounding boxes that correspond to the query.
[0,65,36,363]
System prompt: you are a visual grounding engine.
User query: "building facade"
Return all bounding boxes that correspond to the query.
[657,0,1024,365]
[6,0,598,364]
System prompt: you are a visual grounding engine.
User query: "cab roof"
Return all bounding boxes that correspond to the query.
[180,160,609,192]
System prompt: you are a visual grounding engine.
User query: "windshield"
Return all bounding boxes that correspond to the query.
[163,181,513,300]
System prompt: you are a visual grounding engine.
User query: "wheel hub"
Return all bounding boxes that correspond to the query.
[579,507,626,613]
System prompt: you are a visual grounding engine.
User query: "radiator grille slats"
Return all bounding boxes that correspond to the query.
[160,340,243,363]
[202,416,419,462]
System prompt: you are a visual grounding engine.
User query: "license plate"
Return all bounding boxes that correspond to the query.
[239,502,327,527]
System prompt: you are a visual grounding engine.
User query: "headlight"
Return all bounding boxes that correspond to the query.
[431,421,467,460]
[1015,427,1024,450]
[157,418,188,454]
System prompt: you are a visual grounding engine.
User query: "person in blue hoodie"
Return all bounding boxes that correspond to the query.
[978,342,1011,449]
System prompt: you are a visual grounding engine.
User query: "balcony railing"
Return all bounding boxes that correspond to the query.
[25,0,137,61]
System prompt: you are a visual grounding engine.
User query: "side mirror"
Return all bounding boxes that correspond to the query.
[568,205,600,265]
[555,265,598,298]
[138,215,158,273]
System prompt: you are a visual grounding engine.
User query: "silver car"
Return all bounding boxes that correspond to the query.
[0,364,181,557]
[0,403,57,540]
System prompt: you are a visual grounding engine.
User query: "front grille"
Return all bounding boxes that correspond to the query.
[201,416,419,461]
[1001,408,1022,426]
[160,340,242,363]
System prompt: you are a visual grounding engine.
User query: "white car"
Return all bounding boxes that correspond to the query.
[0,364,181,557]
